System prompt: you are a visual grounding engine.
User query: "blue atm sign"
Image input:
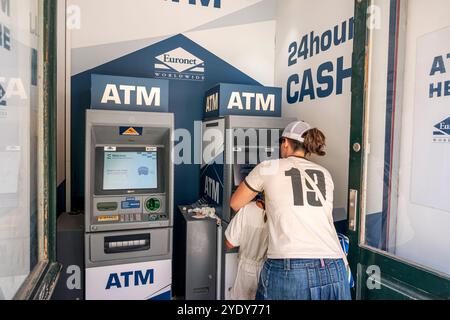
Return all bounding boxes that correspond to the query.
[204,83,282,119]
[91,74,169,112]
[106,269,154,290]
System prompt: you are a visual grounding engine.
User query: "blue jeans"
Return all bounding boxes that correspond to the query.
[256,259,352,300]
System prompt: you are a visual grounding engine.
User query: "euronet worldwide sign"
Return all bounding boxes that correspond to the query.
[155,47,205,82]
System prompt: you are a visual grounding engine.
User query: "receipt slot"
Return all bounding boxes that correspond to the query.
[85,110,174,300]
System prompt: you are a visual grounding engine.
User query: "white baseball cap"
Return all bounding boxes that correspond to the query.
[281,121,312,143]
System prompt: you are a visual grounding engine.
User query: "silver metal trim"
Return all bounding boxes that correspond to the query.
[349,189,358,232]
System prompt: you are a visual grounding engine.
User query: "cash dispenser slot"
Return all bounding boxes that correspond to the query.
[104,233,151,254]
[88,228,172,263]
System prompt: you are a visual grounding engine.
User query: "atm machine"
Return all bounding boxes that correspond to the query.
[201,116,294,299]
[195,83,296,300]
[84,110,174,300]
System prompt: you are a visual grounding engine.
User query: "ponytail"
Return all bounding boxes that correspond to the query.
[302,128,326,156]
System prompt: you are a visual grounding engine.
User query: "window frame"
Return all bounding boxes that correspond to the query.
[13,0,61,300]
[347,0,450,300]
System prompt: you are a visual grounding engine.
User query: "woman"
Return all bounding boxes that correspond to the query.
[230,121,351,300]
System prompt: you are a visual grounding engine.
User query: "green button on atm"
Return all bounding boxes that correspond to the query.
[145,198,161,213]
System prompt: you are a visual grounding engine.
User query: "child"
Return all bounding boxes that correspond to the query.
[225,198,268,300]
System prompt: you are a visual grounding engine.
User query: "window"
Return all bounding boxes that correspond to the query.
[0,0,59,300]
[361,0,450,277]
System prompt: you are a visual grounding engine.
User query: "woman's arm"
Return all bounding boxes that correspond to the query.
[230,181,258,212]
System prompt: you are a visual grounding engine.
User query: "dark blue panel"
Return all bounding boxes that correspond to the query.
[148,290,172,300]
[57,181,66,217]
[71,34,260,214]
[365,212,383,249]
[381,0,399,251]
[334,220,348,236]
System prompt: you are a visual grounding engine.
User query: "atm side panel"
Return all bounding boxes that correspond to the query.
[185,218,217,300]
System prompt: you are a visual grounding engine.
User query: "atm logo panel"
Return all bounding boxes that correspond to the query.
[86,260,172,300]
[90,74,169,112]
[154,47,205,82]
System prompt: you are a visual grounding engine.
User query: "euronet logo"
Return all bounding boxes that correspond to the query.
[155,47,205,81]
[0,83,6,106]
[433,117,450,143]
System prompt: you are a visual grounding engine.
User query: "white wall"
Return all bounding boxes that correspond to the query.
[68,0,277,85]
[275,0,355,221]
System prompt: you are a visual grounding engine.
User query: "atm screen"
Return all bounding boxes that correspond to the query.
[103,151,158,190]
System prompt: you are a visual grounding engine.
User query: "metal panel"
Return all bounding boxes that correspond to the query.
[182,212,217,300]
[85,110,174,232]
[222,116,296,222]
[85,228,172,268]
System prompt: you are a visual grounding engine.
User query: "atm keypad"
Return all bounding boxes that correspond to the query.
[97,213,168,223]
[93,195,168,224]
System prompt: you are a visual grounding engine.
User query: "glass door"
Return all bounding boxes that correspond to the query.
[348,0,450,300]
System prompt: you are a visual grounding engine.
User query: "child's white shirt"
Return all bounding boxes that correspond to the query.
[225,202,268,300]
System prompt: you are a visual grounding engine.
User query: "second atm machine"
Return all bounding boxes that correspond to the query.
[192,84,295,300]
[84,75,173,300]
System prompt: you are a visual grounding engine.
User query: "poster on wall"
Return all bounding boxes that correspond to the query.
[410,26,450,212]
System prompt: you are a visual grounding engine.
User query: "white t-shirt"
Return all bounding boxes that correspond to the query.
[225,202,268,300]
[245,157,343,260]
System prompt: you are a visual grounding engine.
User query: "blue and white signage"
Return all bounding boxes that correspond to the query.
[204,83,282,119]
[411,26,450,213]
[91,74,169,112]
[154,47,205,81]
[85,260,172,300]
[433,117,450,142]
